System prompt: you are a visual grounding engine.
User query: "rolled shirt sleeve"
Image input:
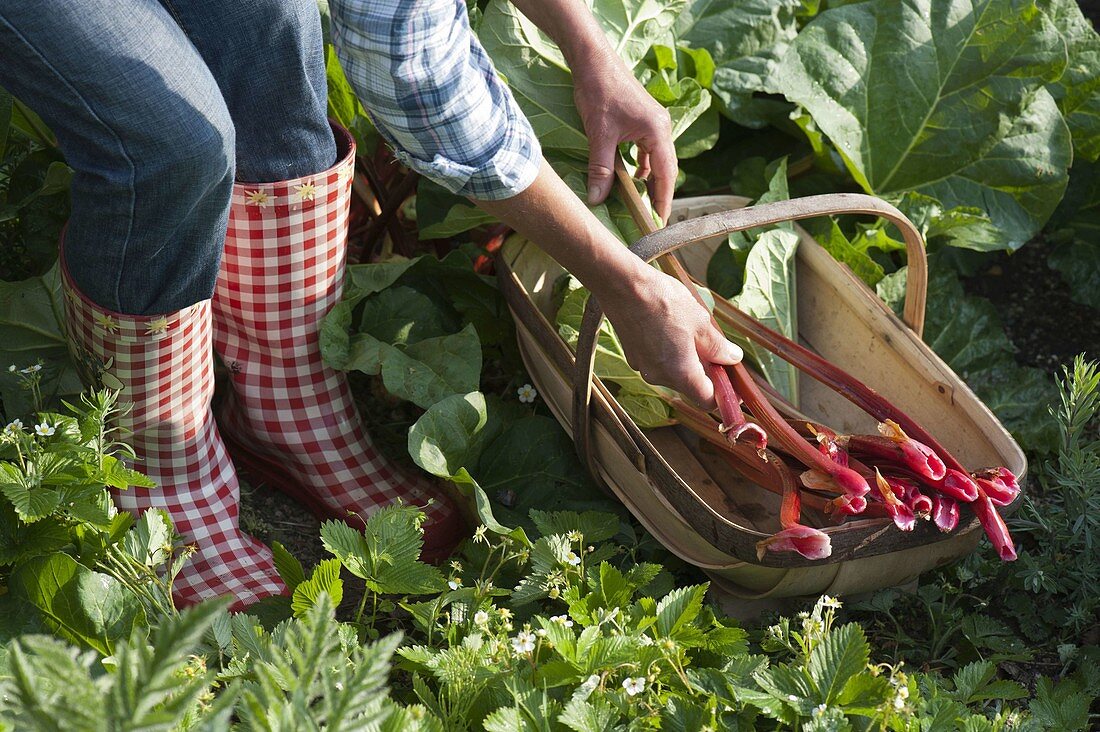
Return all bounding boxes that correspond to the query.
[330,0,542,200]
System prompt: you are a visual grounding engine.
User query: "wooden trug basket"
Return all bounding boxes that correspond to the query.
[495,190,1026,601]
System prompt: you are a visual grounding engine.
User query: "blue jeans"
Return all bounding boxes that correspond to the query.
[0,0,337,314]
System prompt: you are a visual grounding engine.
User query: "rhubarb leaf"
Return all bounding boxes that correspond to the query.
[476,416,611,523]
[0,262,82,417]
[808,218,885,287]
[408,391,533,546]
[479,2,586,157]
[1042,0,1100,161]
[675,0,802,126]
[1047,159,1100,308]
[771,0,1072,249]
[732,228,800,403]
[415,180,496,240]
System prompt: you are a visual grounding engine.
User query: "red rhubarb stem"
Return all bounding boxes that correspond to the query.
[710,297,970,473]
[726,363,871,498]
[707,362,767,451]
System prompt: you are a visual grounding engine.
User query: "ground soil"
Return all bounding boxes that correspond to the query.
[966,237,1100,372]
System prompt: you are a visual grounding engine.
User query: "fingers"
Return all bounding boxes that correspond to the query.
[677,358,716,408]
[587,136,617,206]
[636,149,651,181]
[696,324,744,366]
[645,135,677,224]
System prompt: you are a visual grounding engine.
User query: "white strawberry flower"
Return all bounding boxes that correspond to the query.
[550,615,573,628]
[473,610,490,626]
[34,422,55,437]
[564,551,581,566]
[621,677,645,696]
[516,383,538,403]
[511,630,536,654]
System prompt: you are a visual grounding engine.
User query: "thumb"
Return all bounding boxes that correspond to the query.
[697,325,744,366]
[587,137,617,205]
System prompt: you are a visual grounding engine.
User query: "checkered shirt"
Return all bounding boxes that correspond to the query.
[330,0,542,200]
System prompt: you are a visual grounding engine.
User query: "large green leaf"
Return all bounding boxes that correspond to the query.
[675,0,802,125]
[415,179,497,239]
[379,325,483,410]
[479,0,693,158]
[9,553,146,656]
[475,416,610,521]
[1042,0,1100,161]
[771,0,1072,249]
[731,228,800,403]
[592,0,687,69]
[407,392,531,545]
[479,2,588,157]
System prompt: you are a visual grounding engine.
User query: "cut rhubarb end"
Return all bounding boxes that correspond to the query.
[973,467,1021,506]
[833,465,871,497]
[874,469,915,531]
[901,481,933,517]
[932,495,959,533]
[826,493,867,516]
[848,433,946,481]
[974,477,1017,507]
[722,421,768,452]
[810,423,850,468]
[755,524,832,561]
[899,440,947,481]
[935,469,980,503]
[971,490,1017,561]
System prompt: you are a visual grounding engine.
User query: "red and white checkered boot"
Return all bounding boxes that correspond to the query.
[61,262,286,610]
[211,124,465,562]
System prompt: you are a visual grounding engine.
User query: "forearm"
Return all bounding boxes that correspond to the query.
[473,159,642,299]
[508,0,616,67]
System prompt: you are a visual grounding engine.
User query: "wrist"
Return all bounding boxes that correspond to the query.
[583,248,654,308]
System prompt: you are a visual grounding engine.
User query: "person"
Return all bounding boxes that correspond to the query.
[0,0,741,608]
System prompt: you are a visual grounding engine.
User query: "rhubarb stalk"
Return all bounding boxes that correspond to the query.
[971,490,1017,561]
[707,362,767,451]
[726,363,871,498]
[756,458,832,561]
[840,421,946,481]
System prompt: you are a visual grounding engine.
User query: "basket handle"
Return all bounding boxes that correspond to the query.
[570,157,928,475]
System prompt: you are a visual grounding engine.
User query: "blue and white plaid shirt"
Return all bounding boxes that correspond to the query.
[330,0,542,200]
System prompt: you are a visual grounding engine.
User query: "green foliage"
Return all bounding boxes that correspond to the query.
[769,0,1073,250]
[675,0,802,127]
[0,602,230,731]
[1010,356,1100,636]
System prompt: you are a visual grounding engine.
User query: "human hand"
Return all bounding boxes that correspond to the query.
[596,265,743,407]
[571,45,677,223]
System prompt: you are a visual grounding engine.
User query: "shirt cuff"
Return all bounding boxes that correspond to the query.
[378,110,542,201]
